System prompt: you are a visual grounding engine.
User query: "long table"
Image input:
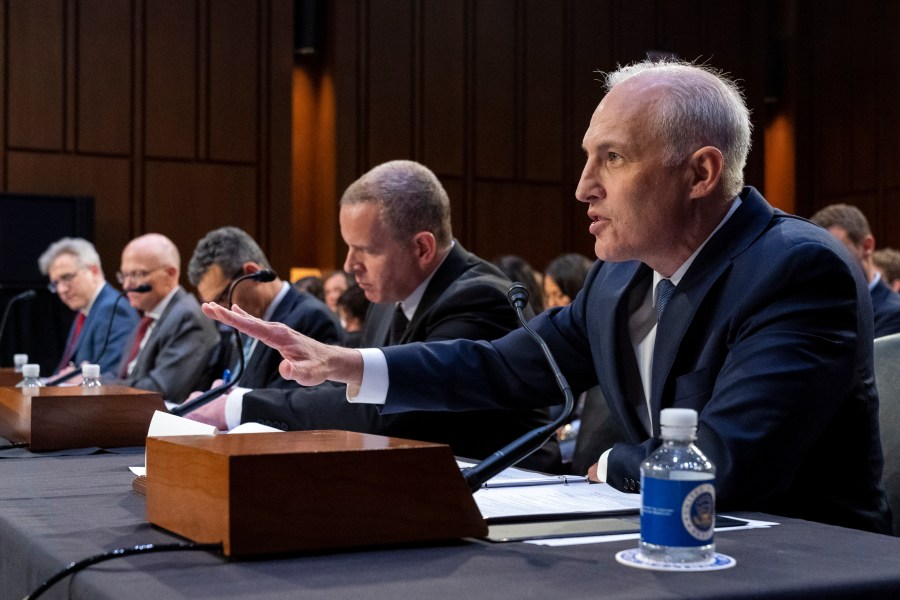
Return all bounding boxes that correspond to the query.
[2,449,900,599]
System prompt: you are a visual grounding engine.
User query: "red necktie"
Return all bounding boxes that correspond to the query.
[56,312,86,372]
[119,316,154,378]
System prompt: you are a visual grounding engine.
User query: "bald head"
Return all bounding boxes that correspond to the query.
[120,233,182,312]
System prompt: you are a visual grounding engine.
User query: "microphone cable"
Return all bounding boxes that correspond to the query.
[22,541,223,600]
[460,281,575,492]
[169,269,276,417]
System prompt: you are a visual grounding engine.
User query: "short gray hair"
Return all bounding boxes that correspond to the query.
[340,160,453,247]
[187,226,271,286]
[38,237,102,276]
[604,59,752,199]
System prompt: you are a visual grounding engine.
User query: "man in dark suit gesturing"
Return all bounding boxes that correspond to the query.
[187,160,558,471]
[187,226,342,390]
[202,61,892,533]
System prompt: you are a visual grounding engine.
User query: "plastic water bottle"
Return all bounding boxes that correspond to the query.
[81,364,102,389]
[13,354,28,373]
[16,364,44,390]
[639,408,716,564]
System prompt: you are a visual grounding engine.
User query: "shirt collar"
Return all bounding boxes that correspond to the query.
[653,196,742,302]
[397,241,455,321]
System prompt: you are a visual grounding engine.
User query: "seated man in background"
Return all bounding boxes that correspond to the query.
[188,160,559,472]
[203,61,891,534]
[38,237,140,376]
[108,233,219,402]
[811,203,900,337]
[873,247,900,294]
[187,226,342,389]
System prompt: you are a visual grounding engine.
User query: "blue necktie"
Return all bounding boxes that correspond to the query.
[656,279,676,322]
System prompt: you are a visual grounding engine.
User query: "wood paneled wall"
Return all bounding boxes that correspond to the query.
[0,0,293,283]
[327,0,770,271]
[793,0,900,248]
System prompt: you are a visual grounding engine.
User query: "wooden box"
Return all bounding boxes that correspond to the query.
[145,430,488,556]
[0,385,165,450]
[0,368,22,387]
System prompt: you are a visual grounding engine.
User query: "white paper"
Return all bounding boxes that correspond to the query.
[227,422,283,434]
[473,480,641,520]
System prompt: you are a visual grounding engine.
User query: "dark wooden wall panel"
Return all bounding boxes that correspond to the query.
[7,0,64,150]
[1,0,293,285]
[523,0,563,183]
[473,182,566,269]
[144,161,257,264]
[6,152,131,275]
[473,1,516,179]
[78,0,132,155]
[333,0,770,270]
[208,0,259,163]
[366,0,414,165]
[421,0,465,176]
[144,0,197,158]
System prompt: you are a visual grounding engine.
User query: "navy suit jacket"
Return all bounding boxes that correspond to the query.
[63,281,140,376]
[112,287,220,402]
[871,277,900,338]
[217,286,342,389]
[380,188,892,534]
[240,243,560,471]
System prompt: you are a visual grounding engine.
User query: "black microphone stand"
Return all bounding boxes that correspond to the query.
[170,269,276,417]
[460,282,576,492]
[0,289,36,354]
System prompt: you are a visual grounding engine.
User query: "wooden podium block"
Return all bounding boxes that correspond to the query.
[0,368,22,387]
[0,386,165,450]
[146,431,488,556]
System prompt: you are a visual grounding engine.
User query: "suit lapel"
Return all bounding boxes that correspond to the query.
[650,188,775,427]
[592,261,652,442]
[402,243,470,343]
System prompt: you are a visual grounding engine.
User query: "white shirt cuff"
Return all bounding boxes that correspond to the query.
[349,348,388,405]
[225,386,250,430]
[597,448,612,482]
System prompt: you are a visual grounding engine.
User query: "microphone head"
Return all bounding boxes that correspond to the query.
[251,269,277,283]
[16,289,37,301]
[507,282,530,310]
[125,284,152,293]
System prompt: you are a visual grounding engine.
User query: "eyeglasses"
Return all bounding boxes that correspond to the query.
[47,269,84,294]
[116,266,166,284]
[208,273,241,306]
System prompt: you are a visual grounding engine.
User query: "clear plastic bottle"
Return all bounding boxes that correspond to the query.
[13,354,28,373]
[16,364,44,390]
[639,408,716,564]
[81,364,102,390]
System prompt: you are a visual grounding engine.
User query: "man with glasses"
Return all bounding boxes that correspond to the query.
[187,226,342,390]
[110,233,219,402]
[38,237,140,376]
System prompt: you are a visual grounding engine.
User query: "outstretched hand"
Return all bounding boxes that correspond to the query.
[200,302,364,387]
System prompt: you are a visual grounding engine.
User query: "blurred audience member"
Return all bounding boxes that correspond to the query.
[323,270,354,314]
[491,255,544,315]
[873,247,900,293]
[544,253,594,308]
[293,275,325,302]
[811,203,900,337]
[336,284,371,348]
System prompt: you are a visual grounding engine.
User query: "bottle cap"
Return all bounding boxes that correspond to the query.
[82,364,100,379]
[22,364,40,378]
[13,354,27,366]
[660,407,698,428]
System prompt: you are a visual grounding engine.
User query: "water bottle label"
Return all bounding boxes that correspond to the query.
[641,477,715,547]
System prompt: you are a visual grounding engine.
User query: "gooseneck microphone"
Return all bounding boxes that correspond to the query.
[0,289,36,351]
[45,284,152,387]
[170,269,277,417]
[460,282,576,492]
